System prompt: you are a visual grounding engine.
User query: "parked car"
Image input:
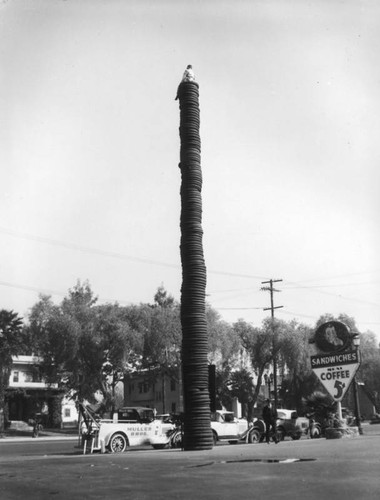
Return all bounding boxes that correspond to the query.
[210,410,248,444]
[211,410,262,444]
[276,409,309,441]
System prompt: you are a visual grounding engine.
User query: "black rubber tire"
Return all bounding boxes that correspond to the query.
[170,430,183,448]
[310,425,322,439]
[212,431,218,445]
[248,429,261,444]
[108,433,128,453]
[276,428,285,441]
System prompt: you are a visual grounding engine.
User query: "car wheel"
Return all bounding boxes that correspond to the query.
[108,433,128,453]
[276,428,285,441]
[310,425,321,439]
[212,431,218,446]
[170,430,183,449]
[248,429,261,444]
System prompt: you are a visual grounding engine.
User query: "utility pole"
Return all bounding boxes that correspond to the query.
[261,279,283,408]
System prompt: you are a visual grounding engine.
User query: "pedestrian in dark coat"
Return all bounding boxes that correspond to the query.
[262,399,279,444]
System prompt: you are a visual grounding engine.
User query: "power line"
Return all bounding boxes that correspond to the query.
[0,280,66,297]
[0,226,267,280]
[2,227,378,287]
[0,226,180,269]
[0,280,134,307]
[2,227,379,315]
[283,282,380,308]
[2,279,380,329]
[215,306,263,310]
[285,270,380,284]
[283,281,379,289]
[276,308,380,327]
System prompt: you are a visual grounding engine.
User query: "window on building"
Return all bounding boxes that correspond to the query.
[24,369,42,383]
[64,408,71,418]
[13,371,19,383]
[170,379,176,391]
[171,402,176,413]
[24,372,34,383]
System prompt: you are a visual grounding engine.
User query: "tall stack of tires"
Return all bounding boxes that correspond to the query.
[177,78,213,450]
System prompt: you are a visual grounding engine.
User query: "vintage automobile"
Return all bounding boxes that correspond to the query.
[78,404,175,453]
[210,410,262,444]
[276,409,309,440]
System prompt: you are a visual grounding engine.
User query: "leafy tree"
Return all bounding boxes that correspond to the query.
[277,320,317,410]
[128,288,242,391]
[229,368,255,419]
[215,363,233,410]
[213,364,255,417]
[28,296,79,386]
[153,285,175,308]
[95,303,143,409]
[27,281,144,410]
[142,292,182,368]
[315,313,358,332]
[207,307,241,368]
[234,318,274,408]
[356,331,380,412]
[0,310,24,434]
[235,317,320,413]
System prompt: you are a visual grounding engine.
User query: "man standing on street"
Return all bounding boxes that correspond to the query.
[262,399,279,444]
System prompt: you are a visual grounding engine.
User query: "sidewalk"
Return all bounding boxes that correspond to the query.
[1,425,78,441]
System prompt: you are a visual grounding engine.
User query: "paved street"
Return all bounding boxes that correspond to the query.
[1,425,380,500]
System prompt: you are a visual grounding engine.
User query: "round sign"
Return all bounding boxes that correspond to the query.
[314,321,351,353]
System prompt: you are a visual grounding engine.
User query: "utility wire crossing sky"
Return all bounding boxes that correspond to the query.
[1,0,379,338]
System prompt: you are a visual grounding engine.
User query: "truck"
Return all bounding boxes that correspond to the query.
[78,404,175,453]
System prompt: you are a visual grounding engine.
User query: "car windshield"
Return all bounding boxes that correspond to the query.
[223,413,235,423]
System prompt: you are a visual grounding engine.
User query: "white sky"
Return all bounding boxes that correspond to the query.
[1,0,379,338]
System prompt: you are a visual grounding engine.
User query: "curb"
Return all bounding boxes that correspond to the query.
[0,435,78,443]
